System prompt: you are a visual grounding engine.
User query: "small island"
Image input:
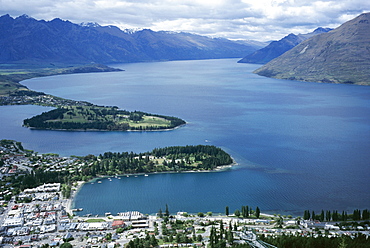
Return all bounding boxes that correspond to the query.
[0,63,186,131]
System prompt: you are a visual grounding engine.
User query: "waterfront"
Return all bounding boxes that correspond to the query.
[1,58,369,215]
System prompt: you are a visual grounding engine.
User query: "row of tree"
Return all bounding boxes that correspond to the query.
[25,118,130,131]
[303,209,369,221]
[225,205,260,218]
[126,234,158,248]
[209,222,234,248]
[260,233,370,248]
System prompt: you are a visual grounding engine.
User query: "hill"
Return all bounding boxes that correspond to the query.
[238,27,331,64]
[254,12,370,85]
[0,14,257,64]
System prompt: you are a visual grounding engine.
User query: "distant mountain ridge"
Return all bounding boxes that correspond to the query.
[0,14,260,64]
[238,27,332,64]
[254,12,370,85]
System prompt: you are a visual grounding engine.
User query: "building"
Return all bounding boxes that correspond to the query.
[112,220,125,229]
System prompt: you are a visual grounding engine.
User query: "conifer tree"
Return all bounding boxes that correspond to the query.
[165,204,169,217]
[256,206,261,218]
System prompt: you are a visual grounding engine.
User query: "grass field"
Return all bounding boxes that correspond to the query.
[127,116,171,128]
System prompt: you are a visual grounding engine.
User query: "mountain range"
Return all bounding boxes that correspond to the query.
[0,14,261,64]
[238,27,332,64]
[254,12,370,85]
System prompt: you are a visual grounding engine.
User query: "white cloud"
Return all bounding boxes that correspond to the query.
[0,0,369,41]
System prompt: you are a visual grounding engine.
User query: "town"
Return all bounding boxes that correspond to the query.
[1,140,369,248]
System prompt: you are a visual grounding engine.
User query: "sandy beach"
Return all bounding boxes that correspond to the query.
[64,181,85,216]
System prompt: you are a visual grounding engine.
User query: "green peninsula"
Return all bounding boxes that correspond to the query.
[0,63,186,131]
[0,63,121,97]
[0,140,233,197]
[23,105,185,131]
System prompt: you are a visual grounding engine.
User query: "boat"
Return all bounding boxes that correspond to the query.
[144,174,148,177]
[98,181,102,184]
[72,208,83,212]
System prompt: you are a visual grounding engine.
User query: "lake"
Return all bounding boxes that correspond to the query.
[2,58,369,216]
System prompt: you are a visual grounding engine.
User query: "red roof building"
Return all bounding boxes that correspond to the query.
[112,220,125,229]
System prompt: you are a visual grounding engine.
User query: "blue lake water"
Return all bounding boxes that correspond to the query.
[2,59,369,216]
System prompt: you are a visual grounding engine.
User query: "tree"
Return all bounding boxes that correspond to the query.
[165,204,169,217]
[220,221,224,239]
[158,208,163,218]
[234,209,240,217]
[275,216,283,228]
[362,209,369,220]
[150,235,158,247]
[320,210,324,222]
[326,210,331,221]
[227,228,234,244]
[60,242,73,248]
[353,209,361,220]
[338,237,348,248]
[225,206,229,216]
[303,210,310,220]
[198,212,204,217]
[255,207,260,218]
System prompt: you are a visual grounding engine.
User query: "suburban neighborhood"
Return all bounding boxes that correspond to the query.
[1,140,369,248]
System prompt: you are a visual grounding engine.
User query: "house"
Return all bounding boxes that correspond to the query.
[112,220,125,229]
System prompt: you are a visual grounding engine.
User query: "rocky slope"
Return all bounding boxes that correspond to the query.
[238,27,331,64]
[254,12,370,85]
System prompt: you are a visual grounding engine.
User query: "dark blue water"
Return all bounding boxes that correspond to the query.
[3,59,369,215]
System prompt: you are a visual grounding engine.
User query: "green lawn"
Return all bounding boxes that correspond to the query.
[127,116,171,128]
[85,218,106,223]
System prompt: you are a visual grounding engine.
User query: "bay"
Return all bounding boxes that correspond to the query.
[2,58,369,215]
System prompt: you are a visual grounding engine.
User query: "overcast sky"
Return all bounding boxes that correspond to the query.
[1,0,369,41]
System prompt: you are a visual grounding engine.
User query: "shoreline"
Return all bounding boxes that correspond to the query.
[68,160,238,216]
[65,181,85,216]
[27,123,186,132]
